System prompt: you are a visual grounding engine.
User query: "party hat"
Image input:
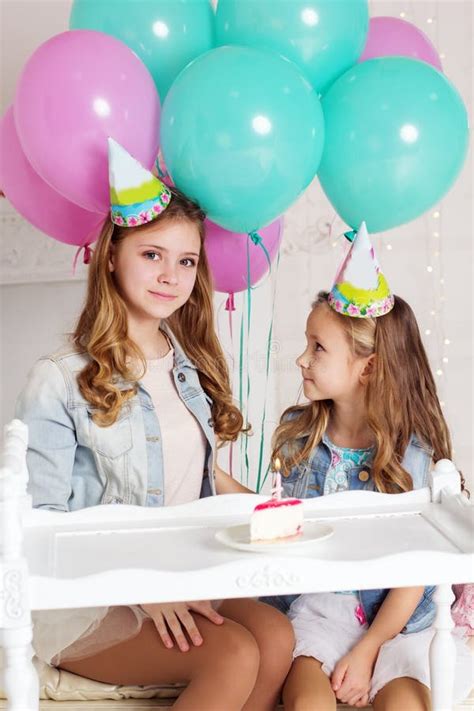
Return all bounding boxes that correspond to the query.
[328,221,394,318]
[108,137,171,227]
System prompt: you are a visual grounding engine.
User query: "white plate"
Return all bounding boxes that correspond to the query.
[215,520,334,553]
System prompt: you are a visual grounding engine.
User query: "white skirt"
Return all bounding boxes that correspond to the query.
[32,606,149,666]
[288,592,473,703]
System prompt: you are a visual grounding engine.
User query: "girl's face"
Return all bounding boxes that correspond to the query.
[296,304,372,404]
[109,219,201,324]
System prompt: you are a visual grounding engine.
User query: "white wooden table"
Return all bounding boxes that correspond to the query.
[1,420,473,711]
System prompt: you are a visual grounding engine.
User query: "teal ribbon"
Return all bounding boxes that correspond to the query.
[344,229,357,243]
[238,230,277,487]
[255,246,281,493]
[238,296,245,482]
[249,231,272,271]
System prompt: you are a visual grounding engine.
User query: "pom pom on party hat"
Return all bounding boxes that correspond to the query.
[108,137,171,227]
[328,221,394,318]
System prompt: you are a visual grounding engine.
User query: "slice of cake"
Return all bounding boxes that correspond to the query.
[250,498,304,543]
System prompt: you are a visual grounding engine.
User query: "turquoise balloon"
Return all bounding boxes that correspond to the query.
[318,58,469,232]
[70,0,214,100]
[161,46,324,233]
[216,0,369,95]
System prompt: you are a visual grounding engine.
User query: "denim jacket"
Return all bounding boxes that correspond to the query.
[15,323,217,511]
[265,416,436,634]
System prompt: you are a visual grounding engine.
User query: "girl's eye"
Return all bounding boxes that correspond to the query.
[180,258,197,268]
[144,251,160,261]
[314,342,324,352]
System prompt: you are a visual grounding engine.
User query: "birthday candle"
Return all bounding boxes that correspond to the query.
[272,456,282,500]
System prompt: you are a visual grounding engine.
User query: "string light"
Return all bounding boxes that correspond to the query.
[433,210,440,219]
[426,265,433,272]
[386,244,393,250]
[425,329,431,335]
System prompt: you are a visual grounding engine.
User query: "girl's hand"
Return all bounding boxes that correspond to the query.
[331,643,378,707]
[141,600,224,652]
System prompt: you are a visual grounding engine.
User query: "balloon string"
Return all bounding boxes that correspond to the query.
[248,230,275,290]
[225,292,235,477]
[255,245,281,493]
[242,236,253,486]
[238,293,245,483]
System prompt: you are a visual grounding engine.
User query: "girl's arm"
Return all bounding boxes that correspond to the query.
[356,586,425,653]
[15,358,77,512]
[214,460,253,494]
[331,587,424,707]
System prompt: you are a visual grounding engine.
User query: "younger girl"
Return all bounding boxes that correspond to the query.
[16,140,294,711]
[268,223,472,710]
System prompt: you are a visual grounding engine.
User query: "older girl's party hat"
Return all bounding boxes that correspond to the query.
[108,137,171,227]
[328,221,394,318]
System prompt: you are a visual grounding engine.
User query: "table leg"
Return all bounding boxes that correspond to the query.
[3,630,38,711]
[429,584,456,711]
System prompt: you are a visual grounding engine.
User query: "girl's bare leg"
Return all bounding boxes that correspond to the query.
[219,598,295,711]
[372,678,431,711]
[283,656,337,711]
[60,615,260,711]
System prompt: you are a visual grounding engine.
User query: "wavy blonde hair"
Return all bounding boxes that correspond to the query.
[272,291,455,493]
[73,188,244,441]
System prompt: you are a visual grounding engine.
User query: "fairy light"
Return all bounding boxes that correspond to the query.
[425,329,431,335]
[427,17,434,24]
[433,210,440,219]
[386,244,393,250]
[426,265,433,273]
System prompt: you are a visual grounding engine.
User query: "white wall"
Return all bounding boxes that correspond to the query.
[1,0,472,490]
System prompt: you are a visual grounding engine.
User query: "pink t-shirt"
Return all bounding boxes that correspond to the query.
[141,347,206,506]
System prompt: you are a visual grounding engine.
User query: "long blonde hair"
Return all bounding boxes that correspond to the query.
[272,291,454,493]
[73,188,244,441]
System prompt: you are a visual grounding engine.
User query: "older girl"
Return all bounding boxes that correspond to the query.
[16,140,294,711]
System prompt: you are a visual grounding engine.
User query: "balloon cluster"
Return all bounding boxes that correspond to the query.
[0,1,468,293]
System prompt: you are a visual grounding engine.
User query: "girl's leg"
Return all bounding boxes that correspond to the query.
[283,656,337,711]
[60,616,260,711]
[219,598,295,711]
[372,678,431,711]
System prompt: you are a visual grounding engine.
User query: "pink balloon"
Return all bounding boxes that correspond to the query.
[0,107,106,245]
[205,219,282,294]
[359,17,443,71]
[14,30,160,213]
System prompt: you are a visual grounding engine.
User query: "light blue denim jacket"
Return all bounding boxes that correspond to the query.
[15,323,217,511]
[264,412,436,634]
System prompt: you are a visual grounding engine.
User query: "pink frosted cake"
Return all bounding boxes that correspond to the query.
[250,498,304,543]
